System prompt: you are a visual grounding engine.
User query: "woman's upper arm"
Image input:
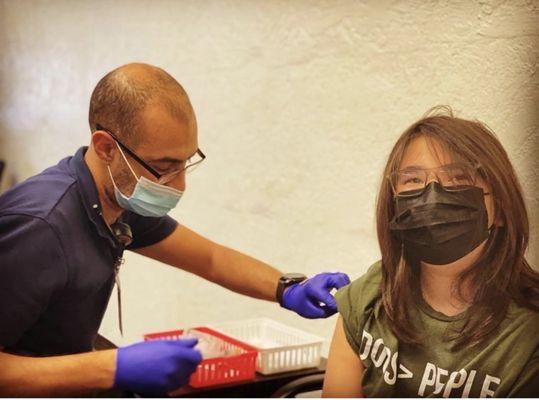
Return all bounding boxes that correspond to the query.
[322,315,364,398]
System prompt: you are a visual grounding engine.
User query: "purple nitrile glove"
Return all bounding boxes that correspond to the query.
[281,272,351,319]
[114,338,202,395]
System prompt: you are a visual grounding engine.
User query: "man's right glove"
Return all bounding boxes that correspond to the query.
[281,272,350,318]
[113,338,202,395]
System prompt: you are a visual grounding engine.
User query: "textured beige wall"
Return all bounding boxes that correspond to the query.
[1,0,538,353]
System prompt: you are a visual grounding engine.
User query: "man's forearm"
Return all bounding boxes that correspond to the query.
[133,225,283,302]
[209,244,282,301]
[0,349,116,396]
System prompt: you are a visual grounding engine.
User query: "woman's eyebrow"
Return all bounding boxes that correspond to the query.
[399,162,459,171]
[400,164,425,171]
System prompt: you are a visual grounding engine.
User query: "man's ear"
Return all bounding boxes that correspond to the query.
[91,130,116,164]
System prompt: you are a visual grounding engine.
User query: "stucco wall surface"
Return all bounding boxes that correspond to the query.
[0,0,538,353]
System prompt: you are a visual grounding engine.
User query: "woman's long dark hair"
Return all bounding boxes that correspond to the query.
[376,106,539,348]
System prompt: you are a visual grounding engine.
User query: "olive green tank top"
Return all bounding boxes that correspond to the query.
[334,261,539,397]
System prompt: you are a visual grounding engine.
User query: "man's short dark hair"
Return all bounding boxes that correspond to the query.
[88,63,194,145]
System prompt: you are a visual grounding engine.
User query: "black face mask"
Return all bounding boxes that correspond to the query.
[389,182,489,265]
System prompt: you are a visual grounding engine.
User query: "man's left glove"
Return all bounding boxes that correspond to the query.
[281,272,350,319]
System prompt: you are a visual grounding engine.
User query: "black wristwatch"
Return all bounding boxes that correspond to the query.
[276,273,307,306]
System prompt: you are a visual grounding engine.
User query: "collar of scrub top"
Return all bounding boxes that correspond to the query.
[71,147,122,248]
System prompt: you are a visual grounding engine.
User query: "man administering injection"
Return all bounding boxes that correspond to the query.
[0,63,349,396]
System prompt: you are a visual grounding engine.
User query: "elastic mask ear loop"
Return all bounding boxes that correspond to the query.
[107,157,132,200]
[107,165,123,195]
[115,142,139,181]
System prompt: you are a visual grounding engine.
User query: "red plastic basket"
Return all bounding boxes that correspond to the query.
[143,326,258,388]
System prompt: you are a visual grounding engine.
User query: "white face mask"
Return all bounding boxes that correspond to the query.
[107,143,183,217]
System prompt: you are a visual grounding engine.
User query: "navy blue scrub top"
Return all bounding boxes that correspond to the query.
[0,147,178,356]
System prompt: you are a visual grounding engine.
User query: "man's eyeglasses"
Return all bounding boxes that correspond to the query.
[95,124,206,185]
[388,162,482,197]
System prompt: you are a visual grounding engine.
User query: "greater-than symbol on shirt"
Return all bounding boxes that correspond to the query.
[397,364,413,379]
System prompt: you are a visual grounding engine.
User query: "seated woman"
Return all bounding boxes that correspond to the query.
[322,107,539,398]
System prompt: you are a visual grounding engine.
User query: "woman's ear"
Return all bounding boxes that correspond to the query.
[91,130,116,164]
[493,198,505,227]
[494,216,505,227]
